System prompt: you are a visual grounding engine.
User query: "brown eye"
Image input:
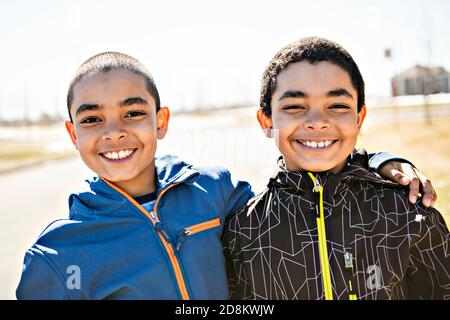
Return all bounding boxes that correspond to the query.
[330,104,350,109]
[80,117,101,124]
[282,105,305,111]
[125,111,146,118]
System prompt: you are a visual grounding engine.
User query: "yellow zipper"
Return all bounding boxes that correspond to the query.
[102,179,190,300]
[308,173,333,300]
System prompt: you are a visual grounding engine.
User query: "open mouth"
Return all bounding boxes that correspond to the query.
[99,148,137,161]
[295,139,337,149]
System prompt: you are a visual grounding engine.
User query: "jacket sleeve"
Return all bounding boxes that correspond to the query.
[220,169,254,220]
[16,247,74,300]
[404,208,450,299]
[368,152,415,172]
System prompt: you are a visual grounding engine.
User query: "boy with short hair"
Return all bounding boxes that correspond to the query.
[16,51,434,300]
[16,52,252,299]
[224,37,450,300]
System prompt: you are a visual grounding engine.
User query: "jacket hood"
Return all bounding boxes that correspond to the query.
[68,154,200,217]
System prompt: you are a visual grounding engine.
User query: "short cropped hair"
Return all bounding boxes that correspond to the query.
[260,37,365,116]
[67,52,160,122]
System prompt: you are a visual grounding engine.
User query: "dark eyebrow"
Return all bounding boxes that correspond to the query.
[120,97,148,107]
[278,90,307,101]
[76,103,100,117]
[327,88,353,99]
[75,97,148,118]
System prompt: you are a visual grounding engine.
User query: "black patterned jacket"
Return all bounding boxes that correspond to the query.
[223,149,450,300]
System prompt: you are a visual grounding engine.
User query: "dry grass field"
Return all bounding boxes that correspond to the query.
[357,117,450,225]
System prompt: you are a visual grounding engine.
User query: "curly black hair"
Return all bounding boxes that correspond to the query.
[260,37,365,116]
[66,52,160,122]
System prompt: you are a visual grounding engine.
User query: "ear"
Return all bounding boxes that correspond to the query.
[65,120,78,149]
[156,106,170,139]
[357,104,367,130]
[256,108,273,138]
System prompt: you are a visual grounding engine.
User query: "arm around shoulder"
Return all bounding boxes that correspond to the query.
[368,151,415,172]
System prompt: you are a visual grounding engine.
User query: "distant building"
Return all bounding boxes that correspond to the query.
[391,65,450,96]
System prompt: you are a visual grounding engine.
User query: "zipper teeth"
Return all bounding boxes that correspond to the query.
[308,173,333,300]
[153,184,178,222]
[102,178,155,223]
[317,210,333,300]
[158,233,189,299]
[153,184,190,300]
[186,217,221,235]
[101,179,190,300]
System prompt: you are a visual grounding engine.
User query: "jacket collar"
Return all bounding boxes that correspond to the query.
[69,154,200,215]
[154,154,200,190]
[270,149,399,193]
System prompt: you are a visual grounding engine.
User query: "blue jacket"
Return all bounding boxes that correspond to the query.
[16,154,253,300]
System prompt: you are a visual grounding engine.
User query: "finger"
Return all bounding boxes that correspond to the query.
[399,174,410,185]
[420,181,432,207]
[414,170,437,208]
[422,190,437,208]
[408,176,421,204]
[387,168,410,185]
[398,163,418,181]
[430,190,437,207]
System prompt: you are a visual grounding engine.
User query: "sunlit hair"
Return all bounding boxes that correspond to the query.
[260,37,365,116]
[66,51,160,122]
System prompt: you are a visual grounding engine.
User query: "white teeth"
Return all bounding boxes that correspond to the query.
[300,140,334,148]
[109,152,118,160]
[103,149,134,160]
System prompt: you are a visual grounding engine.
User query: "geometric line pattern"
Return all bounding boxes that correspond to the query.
[223,150,450,300]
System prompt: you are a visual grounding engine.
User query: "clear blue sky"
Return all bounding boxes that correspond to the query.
[0,0,449,120]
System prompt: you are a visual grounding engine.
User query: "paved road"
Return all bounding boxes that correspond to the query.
[0,157,94,299]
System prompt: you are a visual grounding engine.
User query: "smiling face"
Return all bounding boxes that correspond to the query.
[65,69,169,196]
[258,61,366,173]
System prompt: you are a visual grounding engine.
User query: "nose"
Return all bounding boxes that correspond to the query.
[101,121,128,141]
[304,108,330,130]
